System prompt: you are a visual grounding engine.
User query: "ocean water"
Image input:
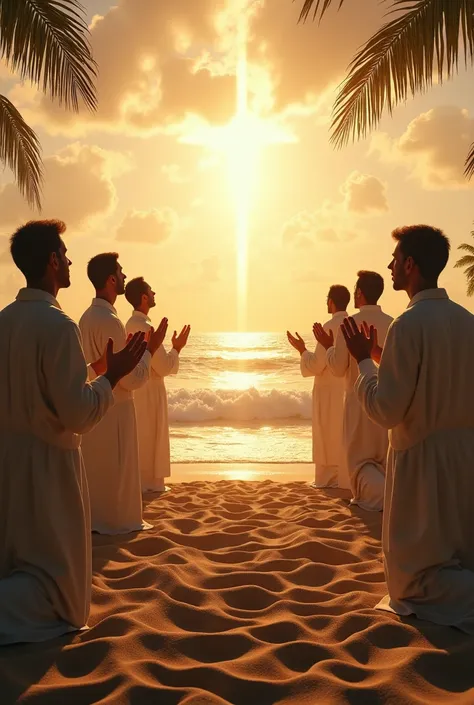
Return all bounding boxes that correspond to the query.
[167,332,313,463]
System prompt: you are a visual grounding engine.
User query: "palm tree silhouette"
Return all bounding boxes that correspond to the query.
[455,226,474,296]
[298,0,474,179]
[0,0,97,208]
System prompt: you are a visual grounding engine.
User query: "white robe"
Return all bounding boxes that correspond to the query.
[0,288,113,645]
[300,311,349,488]
[125,311,179,490]
[355,289,474,633]
[327,305,393,511]
[79,298,152,534]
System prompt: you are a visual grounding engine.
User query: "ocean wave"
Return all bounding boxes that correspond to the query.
[185,357,296,373]
[168,388,312,423]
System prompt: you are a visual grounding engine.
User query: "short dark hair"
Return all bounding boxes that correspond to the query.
[392,224,450,280]
[125,277,149,309]
[10,220,66,280]
[87,252,119,290]
[356,270,384,305]
[328,284,350,311]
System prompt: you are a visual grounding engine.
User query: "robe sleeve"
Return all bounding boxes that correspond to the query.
[152,345,179,377]
[326,326,350,378]
[105,316,151,391]
[354,318,419,429]
[44,319,114,435]
[300,344,326,378]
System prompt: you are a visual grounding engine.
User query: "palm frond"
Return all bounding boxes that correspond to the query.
[458,262,474,296]
[329,0,474,148]
[0,94,42,209]
[454,254,474,268]
[298,0,347,23]
[0,0,97,111]
[465,141,474,179]
[456,241,474,255]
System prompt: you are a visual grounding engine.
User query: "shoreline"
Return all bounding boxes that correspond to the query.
[169,462,315,483]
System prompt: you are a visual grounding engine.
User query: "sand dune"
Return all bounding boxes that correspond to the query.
[1,480,474,704]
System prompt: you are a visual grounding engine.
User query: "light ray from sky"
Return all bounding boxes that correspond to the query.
[181,0,296,331]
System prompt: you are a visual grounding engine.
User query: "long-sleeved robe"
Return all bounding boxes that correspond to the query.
[300,311,349,488]
[126,311,179,491]
[79,298,152,534]
[0,288,113,644]
[327,305,393,511]
[355,289,474,633]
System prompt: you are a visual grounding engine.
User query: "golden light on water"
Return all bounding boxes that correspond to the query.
[181,2,295,331]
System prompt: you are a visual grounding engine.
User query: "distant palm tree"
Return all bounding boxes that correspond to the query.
[455,226,474,296]
[298,0,474,179]
[0,0,97,208]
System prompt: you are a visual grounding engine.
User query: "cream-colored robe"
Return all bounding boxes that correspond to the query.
[355,289,474,633]
[327,305,393,511]
[0,288,113,644]
[300,311,349,489]
[79,298,152,534]
[125,311,179,491]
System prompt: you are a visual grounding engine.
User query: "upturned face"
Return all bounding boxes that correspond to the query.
[114,261,126,295]
[146,285,156,308]
[388,242,411,291]
[54,240,71,289]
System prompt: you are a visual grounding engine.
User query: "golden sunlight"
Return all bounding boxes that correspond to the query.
[181,2,295,331]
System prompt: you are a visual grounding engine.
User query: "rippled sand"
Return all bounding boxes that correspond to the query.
[2,480,474,704]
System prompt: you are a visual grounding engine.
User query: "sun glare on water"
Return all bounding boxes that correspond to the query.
[181,2,294,331]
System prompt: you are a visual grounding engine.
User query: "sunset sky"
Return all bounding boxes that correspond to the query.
[0,0,473,331]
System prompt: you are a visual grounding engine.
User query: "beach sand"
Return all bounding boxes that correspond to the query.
[2,467,474,704]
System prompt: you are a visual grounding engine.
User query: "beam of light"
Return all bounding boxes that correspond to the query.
[180,1,296,331]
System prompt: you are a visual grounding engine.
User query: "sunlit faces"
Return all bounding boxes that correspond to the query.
[146,284,156,308]
[389,241,411,291]
[114,262,126,296]
[54,240,71,289]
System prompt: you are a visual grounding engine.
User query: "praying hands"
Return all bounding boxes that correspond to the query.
[313,323,334,350]
[340,317,374,364]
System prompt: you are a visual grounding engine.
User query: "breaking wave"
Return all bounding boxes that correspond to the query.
[168,388,312,423]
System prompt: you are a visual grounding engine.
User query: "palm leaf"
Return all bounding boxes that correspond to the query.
[460,262,474,296]
[456,240,474,256]
[298,0,347,22]
[0,94,42,209]
[465,141,474,179]
[454,254,474,268]
[328,0,474,148]
[0,0,97,111]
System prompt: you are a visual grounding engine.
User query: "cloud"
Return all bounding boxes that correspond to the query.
[342,171,388,214]
[116,208,178,244]
[200,255,221,283]
[10,0,383,136]
[162,164,188,184]
[371,106,474,189]
[0,143,130,228]
[282,171,387,248]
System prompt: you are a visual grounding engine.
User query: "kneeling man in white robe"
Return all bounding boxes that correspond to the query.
[125,277,190,492]
[342,224,474,634]
[287,284,350,489]
[0,220,147,645]
[80,254,168,534]
[314,271,393,511]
